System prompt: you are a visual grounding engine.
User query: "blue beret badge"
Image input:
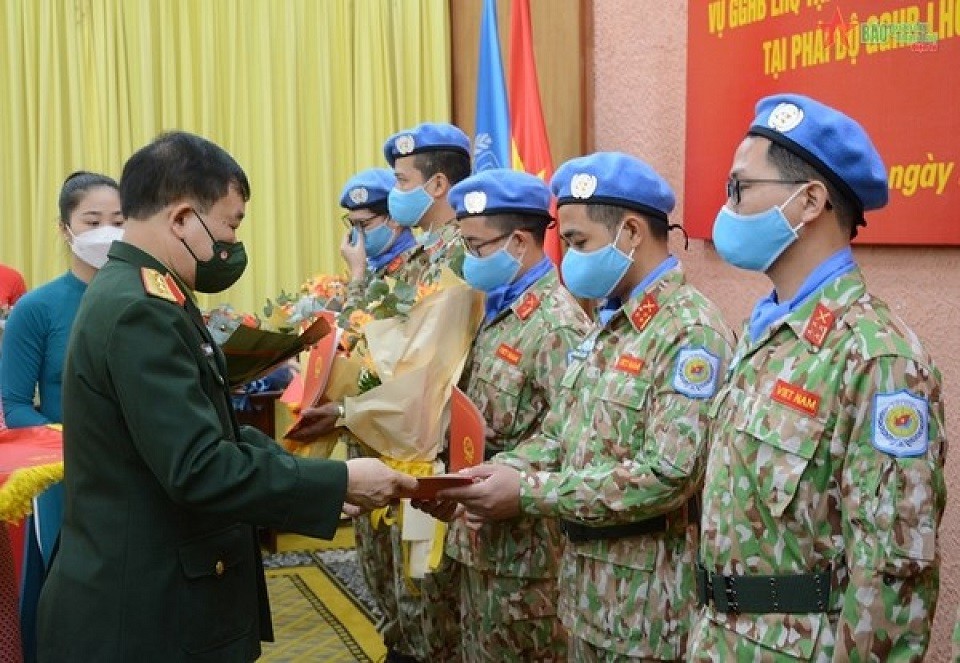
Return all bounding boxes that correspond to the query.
[767,102,805,133]
[349,187,369,205]
[570,173,598,199]
[464,191,487,214]
[395,134,416,156]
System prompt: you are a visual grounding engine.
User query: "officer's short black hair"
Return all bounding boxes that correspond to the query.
[484,213,550,246]
[58,171,119,228]
[584,203,669,241]
[413,150,471,188]
[120,131,251,219]
[766,141,859,238]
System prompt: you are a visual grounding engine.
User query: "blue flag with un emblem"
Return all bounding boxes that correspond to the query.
[473,0,511,173]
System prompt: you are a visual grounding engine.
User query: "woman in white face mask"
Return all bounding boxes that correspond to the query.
[2,170,124,423]
[0,170,122,661]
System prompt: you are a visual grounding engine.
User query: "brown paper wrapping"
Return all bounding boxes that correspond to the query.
[343,275,484,463]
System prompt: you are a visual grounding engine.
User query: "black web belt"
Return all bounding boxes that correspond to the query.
[696,563,832,614]
[560,497,698,543]
[561,514,667,542]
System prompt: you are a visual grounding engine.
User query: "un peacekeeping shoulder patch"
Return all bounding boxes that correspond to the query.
[672,347,720,399]
[871,390,929,457]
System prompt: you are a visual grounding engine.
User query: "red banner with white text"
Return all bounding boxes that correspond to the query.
[686,0,959,245]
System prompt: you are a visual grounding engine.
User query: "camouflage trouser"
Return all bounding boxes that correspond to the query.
[348,435,460,661]
[458,562,567,662]
[419,548,461,662]
[569,636,673,662]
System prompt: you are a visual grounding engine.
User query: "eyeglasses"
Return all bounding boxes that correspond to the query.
[460,231,512,258]
[340,212,385,230]
[725,177,809,206]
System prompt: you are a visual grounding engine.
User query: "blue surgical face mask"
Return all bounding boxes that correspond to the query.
[462,235,522,293]
[561,223,634,299]
[712,186,807,272]
[388,181,435,227]
[363,222,396,257]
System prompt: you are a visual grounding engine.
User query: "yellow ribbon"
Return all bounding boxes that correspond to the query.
[0,462,64,524]
[365,456,449,595]
[368,457,435,530]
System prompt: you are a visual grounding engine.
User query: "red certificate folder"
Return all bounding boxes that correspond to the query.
[448,386,486,472]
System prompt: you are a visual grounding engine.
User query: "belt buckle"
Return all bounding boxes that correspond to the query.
[714,573,739,614]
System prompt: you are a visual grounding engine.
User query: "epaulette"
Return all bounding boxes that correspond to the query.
[141,267,186,306]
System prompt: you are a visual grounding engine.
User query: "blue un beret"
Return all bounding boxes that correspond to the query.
[550,152,676,222]
[448,169,552,220]
[382,122,471,167]
[748,93,888,214]
[339,168,396,211]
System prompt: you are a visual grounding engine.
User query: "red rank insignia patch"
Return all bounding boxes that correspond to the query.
[164,274,186,306]
[614,354,644,376]
[385,254,406,274]
[803,304,835,347]
[495,343,522,366]
[771,379,821,417]
[630,294,659,331]
[515,292,541,321]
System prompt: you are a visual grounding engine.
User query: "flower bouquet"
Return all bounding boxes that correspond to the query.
[341,268,484,578]
[262,273,348,332]
[204,303,332,389]
[279,274,435,458]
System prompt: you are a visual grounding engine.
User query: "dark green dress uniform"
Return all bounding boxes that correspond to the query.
[38,242,348,662]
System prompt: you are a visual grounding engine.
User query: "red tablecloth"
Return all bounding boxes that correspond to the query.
[0,426,63,663]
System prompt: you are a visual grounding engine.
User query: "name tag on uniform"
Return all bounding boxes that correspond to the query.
[771,379,821,417]
[614,354,644,376]
[495,343,522,366]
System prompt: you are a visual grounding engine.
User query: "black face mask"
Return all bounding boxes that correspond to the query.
[181,210,248,293]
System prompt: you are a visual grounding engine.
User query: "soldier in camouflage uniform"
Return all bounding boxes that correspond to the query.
[384,122,469,282]
[419,169,592,661]
[296,123,472,663]
[440,153,735,661]
[337,168,432,308]
[689,94,947,661]
[336,167,436,662]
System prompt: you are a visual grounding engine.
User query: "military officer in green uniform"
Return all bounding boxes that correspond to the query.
[688,94,947,661]
[337,168,432,307]
[37,131,416,662]
[419,169,592,661]
[440,152,735,661]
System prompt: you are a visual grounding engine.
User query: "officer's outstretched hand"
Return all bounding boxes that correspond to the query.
[345,458,418,511]
[287,401,342,441]
[340,229,367,281]
[437,463,521,522]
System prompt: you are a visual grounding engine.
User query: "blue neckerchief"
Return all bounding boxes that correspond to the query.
[368,230,417,272]
[597,255,678,326]
[483,257,553,323]
[748,247,856,342]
